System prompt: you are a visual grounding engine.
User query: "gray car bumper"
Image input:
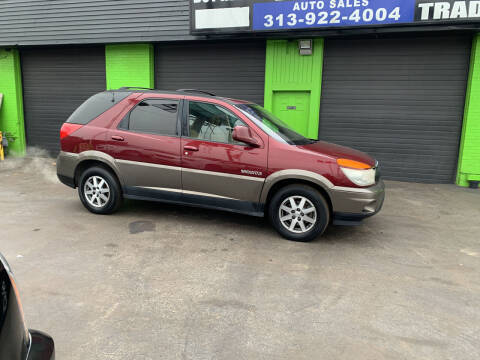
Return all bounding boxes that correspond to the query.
[28,330,55,360]
[56,151,78,188]
[330,180,385,225]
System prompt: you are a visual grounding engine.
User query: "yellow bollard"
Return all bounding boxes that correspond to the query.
[0,131,4,161]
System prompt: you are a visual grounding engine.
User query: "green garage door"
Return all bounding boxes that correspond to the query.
[319,35,471,183]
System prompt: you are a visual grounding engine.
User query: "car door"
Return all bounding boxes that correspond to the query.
[181,99,268,213]
[108,95,183,197]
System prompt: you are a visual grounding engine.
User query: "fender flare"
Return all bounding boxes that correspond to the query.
[74,151,125,186]
[260,169,334,204]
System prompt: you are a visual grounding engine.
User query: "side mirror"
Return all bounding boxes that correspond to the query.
[232,126,261,148]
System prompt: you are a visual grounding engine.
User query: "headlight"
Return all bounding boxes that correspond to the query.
[337,158,376,187]
[340,167,376,186]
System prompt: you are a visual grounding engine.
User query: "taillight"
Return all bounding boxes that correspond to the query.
[60,123,83,139]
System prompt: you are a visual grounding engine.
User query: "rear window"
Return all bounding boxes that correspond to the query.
[66,92,130,125]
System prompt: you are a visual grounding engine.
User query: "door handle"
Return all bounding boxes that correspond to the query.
[184,145,199,152]
[111,135,124,141]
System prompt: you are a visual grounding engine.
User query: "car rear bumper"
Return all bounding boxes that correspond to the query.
[330,180,385,225]
[57,174,75,188]
[57,151,78,188]
[28,330,55,360]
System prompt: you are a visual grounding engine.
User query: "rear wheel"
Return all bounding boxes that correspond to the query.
[78,166,122,214]
[268,184,330,242]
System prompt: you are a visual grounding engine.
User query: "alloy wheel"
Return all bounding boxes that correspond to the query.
[84,176,110,208]
[278,196,317,234]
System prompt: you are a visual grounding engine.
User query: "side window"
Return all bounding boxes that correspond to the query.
[188,101,246,144]
[128,99,179,136]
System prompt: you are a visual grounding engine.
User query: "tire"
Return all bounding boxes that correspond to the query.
[268,184,330,242]
[77,166,122,215]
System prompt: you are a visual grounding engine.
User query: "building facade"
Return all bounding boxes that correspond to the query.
[0,0,479,186]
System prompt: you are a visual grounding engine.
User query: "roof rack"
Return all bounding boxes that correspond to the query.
[117,87,154,91]
[177,89,216,96]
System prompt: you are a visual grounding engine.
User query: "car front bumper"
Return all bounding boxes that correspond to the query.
[28,330,55,360]
[330,180,385,225]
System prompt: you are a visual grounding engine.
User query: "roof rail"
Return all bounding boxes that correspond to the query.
[177,89,216,96]
[117,87,154,91]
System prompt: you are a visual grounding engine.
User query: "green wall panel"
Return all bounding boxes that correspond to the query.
[0,48,26,155]
[264,39,324,139]
[105,44,154,90]
[457,34,480,186]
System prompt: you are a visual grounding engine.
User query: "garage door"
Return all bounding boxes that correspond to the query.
[21,46,106,154]
[155,41,265,105]
[319,35,471,183]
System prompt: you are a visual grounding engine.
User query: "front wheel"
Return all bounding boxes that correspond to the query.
[268,184,330,242]
[78,166,122,214]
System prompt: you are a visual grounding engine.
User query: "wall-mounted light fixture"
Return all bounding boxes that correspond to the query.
[298,39,313,56]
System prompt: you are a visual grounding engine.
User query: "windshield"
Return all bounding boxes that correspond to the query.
[236,104,314,145]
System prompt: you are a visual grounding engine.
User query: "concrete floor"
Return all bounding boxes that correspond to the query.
[0,155,479,360]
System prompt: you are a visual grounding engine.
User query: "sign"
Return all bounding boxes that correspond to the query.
[191,0,480,34]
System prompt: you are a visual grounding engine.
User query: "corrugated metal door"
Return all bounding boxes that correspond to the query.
[155,41,266,105]
[319,35,471,183]
[21,46,106,154]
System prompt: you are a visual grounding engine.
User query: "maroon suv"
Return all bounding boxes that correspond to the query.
[57,88,385,242]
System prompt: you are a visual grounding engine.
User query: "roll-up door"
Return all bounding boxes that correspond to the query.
[21,46,106,154]
[155,41,265,105]
[319,35,471,183]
